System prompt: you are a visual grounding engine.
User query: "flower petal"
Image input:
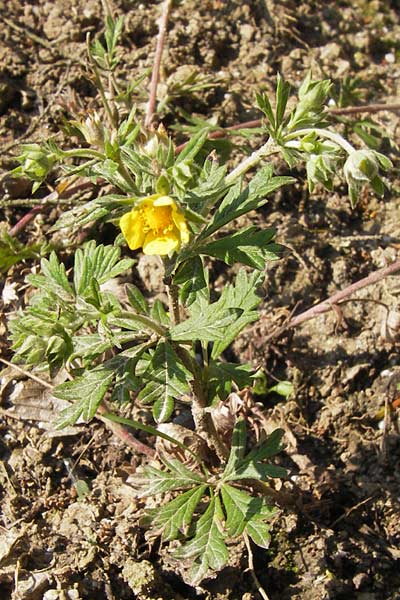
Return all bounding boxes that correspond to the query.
[120,210,145,250]
[153,195,175,207]
[143,231,180,255]
[172,211,190,244]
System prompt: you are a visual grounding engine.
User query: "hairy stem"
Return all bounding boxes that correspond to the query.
[285,127,356,154]
[144,0,173,129]
[175,346,228,461]
[225,138,280,184]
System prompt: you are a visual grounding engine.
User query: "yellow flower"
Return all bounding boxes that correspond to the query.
[120,194,189,256]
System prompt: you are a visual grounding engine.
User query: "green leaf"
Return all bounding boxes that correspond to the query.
[149,485,207,540]
[221,484,265,536]
[211,270,262,359]
[177,495,229,585]
[175,128,210,164]
[170,307,243,342]
[223,418,247,480]
[199,167,294,240]
[135,458,206,496]
[246,520,272,549]
[54,364,115,426]
[256,92,275,131]
[0,232,48,273]
[138,340,191,422]
[243,428,285,463]
[197,226,280,269]
[73,242,134,297]
[150,299,170,325]
[222,421,286,483]
[173,256,209,315]
[275,73,291,129]
[206,361,254,401]
[126,284,148,314]
[28,252,74,301]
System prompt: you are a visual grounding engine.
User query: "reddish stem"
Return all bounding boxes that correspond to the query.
[267,258,400,339]
[144,0,173,130]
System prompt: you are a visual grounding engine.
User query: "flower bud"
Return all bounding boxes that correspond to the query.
[344,149,379,183]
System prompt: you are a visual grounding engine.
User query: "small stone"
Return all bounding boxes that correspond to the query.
[239,24,254,42]
[320,42,341,62]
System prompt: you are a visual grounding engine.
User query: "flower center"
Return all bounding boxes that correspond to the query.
[142,205,173,234]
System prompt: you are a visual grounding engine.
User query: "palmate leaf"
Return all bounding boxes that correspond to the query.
[176,494,229,586]
[221,484,276,549]
[197,226,281,269]
[149,485,207,540]
[28,252,74,301]
[206,361,254,402]
[138,340,191,423]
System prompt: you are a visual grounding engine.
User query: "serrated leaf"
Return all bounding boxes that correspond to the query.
[73,241,133,297]
[199,167,294,239]
[207,361,254,401]
[170,307,242,342]
[275,73,291,128]
[150,299,170,325]
[175,129,210,164]
[54,364,115,426]
[28,252,74,301]
[245,520,272,549]
[138,340,191,422]
[231,462,288,481]
[197,226,280,269]
[211,270,262,359]
[126,283,148,314]
[223,418,247,480]
[243,428,285,463]
[149,485,207,540]
[221,484,267,537]
[173,256,209,315]
[177,495,229,585]
[136,458,206,496]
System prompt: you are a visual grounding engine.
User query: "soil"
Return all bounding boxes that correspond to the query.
[1,1,400,599]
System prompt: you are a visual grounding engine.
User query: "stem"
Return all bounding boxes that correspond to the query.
[166,283,181,325]
[175,346,228,461]
[244,531,271,600]
[119,311,167,337]
[225,138,279,185]
[144,0,173,129]
[267,258,400,340]
[285,127,356,154]
[97,403,156,458]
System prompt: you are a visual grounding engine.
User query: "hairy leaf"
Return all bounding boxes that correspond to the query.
[176,495,228,585]
[170,307,243,342]
[54,364,115,426]
[149,485,207,540]
[199,167,294,239]
[136,459,206,496]
[138,340,191,422]
[197,226,280,269]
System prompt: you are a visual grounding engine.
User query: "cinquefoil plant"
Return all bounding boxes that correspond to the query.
[9,16,392,585]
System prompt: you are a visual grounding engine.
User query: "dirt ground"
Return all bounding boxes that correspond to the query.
[1,1,400,599]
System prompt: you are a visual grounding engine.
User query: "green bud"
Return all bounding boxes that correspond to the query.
[344,149,379,183]
[13,144,57,191]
